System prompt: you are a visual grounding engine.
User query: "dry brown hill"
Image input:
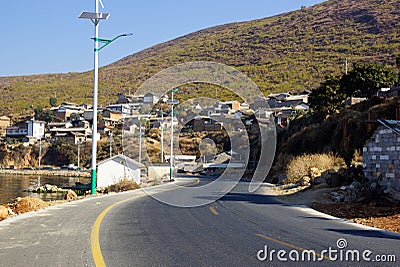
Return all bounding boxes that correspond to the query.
[1,0,400,116]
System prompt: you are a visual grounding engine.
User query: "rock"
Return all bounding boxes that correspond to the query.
[385,187,400,201]
[64,190,78,200]
[7,207,14,216]
[313,177,327,185]
[278,183,298,190]
[321,169,336,179]
[344,191,357,202]
[10,197,50,214]
[297,176,311,186]
[327,173,342,187]
[309,167,321,179]
[331,191,345,202]
[0,205,9,220]
[44,184,53,191]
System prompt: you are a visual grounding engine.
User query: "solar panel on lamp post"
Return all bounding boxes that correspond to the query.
[79,1,109,195]
[79,2,132,195]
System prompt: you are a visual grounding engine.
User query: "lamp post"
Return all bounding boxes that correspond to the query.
[38,138,42,171]
[79,1,132,195]
[77,139,82,172]
[157,108,164,163]
[167,88,179,180]
[109,131,113,158]
[138,125,142,164]
[37,138,42,187]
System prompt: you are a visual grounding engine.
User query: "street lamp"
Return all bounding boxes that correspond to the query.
[79,1,132,195]
[37,138,42,187]
[167,88,179,180]
[156,108,165,163]
[92,33,133,52]
[77,139,82,172]
[109,131,113,158]
[138,125,143,164]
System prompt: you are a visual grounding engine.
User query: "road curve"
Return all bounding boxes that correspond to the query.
[99,177,400,266]
[0,177,398,266]
[0,179,191,266]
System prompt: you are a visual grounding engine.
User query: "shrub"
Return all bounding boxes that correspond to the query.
[285,153,344,184]
[106,179,140,193]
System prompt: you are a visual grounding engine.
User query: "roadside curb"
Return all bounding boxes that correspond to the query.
[290,203,400,239]
[0,179,179,226]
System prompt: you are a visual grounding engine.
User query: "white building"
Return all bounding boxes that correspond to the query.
[97,154,144,187]
[28,119,45,140]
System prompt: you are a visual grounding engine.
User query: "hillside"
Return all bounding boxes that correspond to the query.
[1,0,400,116]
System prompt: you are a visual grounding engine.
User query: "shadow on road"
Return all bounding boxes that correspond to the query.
[324,228,400,240]
[219,192,290,206]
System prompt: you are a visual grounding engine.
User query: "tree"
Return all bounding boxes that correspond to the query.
[309,75,346,114]
[49,97,57,107]
[340,63,398,99]
[396,54,400,68]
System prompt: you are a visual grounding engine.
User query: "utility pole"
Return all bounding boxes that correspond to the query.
[167,88,179,180]
[77,140,82,171]
[109,131,113,158]
[160,110,164,163]
[139,125,142,164]
[345,58,348,75]
[37,138,42,187]
[38,138,42,171]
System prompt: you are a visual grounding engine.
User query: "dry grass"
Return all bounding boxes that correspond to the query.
[106,179,140,193]
[286,153,344,184]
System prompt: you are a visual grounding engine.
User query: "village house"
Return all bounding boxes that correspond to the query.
[192,116,223,132]
[143,93,160,105]
[98,109,123,135]
[54,102,88,121]
[106,104,137,118]
[97,154,144,187]
[48,119,92,144]
[0,116,10,136]
[27,119,45,140]
[117,93,144,104]
[363,120,400,191]
[251,93,310,128]
[6,118,45,140]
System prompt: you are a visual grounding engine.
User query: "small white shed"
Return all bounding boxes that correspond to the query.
[97,154,144,187]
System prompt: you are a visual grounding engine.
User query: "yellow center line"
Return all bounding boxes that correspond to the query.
[91,178,200,266]
[209,206,219,216]
[256,234,331,261]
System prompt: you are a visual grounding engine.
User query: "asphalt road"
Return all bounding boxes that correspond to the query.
[100,177,399,266]
[0,176,399,266]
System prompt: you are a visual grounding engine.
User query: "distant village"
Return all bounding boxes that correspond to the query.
[0,90,314,148]
[1,85,400,193]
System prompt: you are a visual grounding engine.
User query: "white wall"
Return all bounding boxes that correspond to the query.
[97,160,141,187]
[148,165,170,181]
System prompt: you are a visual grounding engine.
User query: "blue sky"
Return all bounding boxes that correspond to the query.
[0,0,325,77]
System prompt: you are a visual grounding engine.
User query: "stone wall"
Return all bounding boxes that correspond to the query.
[363,126,400,190]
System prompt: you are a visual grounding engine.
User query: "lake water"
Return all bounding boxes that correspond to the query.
[0,174,91,205]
